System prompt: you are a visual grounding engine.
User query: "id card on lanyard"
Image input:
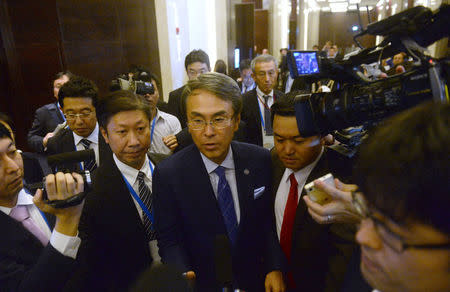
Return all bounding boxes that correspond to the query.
[121,161,154,224]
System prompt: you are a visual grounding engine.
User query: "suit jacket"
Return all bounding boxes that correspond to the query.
[0,208,75,292]
[27,102,65,153]
[271,149,356,292]
[45,128,112,172]
[241,88,285,146]
[73,153,167,292]
[153,142,284,291]
[167,85,187,129]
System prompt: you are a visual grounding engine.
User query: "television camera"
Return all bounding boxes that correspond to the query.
[287,5,449,160]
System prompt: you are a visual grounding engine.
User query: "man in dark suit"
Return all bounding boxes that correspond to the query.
[153,72,285,291]
[46,76,111,172]
[237,59,255,94]
[27,71,72,153]
[241,54,284,148]
[75,90,166,291]
[167,49,210,128]
[0,119,85,292]
[270,95,355,291]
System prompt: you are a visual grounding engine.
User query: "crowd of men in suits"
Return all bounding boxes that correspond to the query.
[0,48,448,292]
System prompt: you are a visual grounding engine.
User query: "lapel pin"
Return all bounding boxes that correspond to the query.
[244,169,250,175]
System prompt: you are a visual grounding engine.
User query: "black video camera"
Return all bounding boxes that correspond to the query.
[24,150,94,208]
[287,5,449,158]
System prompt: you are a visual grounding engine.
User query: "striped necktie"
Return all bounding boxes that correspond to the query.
[137,171,156,241]
[215,166,238,245]
[80,138,97,171]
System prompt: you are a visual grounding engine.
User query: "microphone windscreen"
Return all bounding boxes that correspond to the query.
[214,234,233,288]
[47,149,95,167]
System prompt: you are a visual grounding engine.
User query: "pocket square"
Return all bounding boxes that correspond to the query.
[253,186,265,199]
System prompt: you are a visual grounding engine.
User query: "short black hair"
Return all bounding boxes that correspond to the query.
[270,92,296,124]
[214,59,227,75]
[355,101,450,235]
[96,90,151,129]
[239,59,251,72]
[184,49,210,71]
[58,75,98,108]
[0,120,12,140]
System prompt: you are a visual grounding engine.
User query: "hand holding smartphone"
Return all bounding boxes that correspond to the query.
[304,173,334,205]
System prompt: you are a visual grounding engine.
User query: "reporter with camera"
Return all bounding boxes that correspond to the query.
[0,119,85,292]
[270,94,356,291]
[304,101,450,292]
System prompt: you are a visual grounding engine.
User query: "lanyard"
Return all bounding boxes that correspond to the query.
[57,102,66,122]
[149,116,156,151]
[37,209,51,230]
[257,95,272,133]
[121,161,154,224]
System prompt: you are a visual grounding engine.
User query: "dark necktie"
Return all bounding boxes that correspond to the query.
[280,173,298,288]
[137,171,156,241]
[10,205,49,246]
[80,138,97,171]
[215,166,238,245]
[263,95,273,135]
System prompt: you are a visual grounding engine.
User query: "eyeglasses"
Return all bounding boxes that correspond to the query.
[188,117,233,131]
[64,111,94,120]
[352,191,450,253]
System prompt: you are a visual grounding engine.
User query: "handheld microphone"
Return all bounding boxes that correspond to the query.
[214,234,233,291]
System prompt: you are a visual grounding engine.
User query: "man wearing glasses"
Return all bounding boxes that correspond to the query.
[46,76,111,172]
[153,72,285,291]
[304,101,450,292]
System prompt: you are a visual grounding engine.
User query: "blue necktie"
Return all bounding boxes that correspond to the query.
[215,166,238,245]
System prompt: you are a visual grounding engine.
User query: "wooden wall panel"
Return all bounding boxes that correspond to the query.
[0,0,161,150]
[235,3,254,60]
[254,9,269,54]
[319,11,377,49]
[0,0,63,150]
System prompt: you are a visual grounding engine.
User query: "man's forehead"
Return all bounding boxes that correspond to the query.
[254,61,276,71]
[187,62,208,70]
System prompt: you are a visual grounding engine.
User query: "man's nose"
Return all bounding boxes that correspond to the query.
[356,218,383,250]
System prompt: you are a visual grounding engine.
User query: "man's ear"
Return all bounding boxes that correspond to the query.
[100,127,109,144]
[321,134,334,146]
[233,114,241,132]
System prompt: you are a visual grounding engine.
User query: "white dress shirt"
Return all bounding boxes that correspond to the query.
[149,109,182,155]
[73,123,100,166]
[242,82,256,94]
[256,86,274,149]
[0,189,81,259]
[200,146,241,223]
[274,148,323,239]
[112,154,160,262]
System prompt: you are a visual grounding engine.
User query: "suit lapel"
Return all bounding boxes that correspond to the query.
[49,102,65,124]
[184,146,226,232]
[231,142,253,232]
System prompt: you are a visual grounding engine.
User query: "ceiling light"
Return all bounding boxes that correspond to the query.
[321,6,331,11]
[348,5,357,9]
[349,0,361,3]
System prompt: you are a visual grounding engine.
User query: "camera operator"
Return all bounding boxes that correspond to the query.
[304,101,450,292]
[0,117,85,292]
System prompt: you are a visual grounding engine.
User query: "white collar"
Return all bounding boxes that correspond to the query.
[113,154,151,186]
[73,123,99,146]
[200,145,235,174]
[283,147,324,184]
[0,188,34,215]
[256,86,273,98]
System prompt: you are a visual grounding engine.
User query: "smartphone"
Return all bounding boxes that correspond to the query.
[304,173,334,205]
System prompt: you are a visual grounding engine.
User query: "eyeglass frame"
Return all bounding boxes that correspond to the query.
[187,116,236,131]
[351,190,450,253]
[64,111,94,121]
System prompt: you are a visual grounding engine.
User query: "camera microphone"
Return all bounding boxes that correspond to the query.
[214,234,233,291]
